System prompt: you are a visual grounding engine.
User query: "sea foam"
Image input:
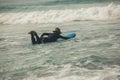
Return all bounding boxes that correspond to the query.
[0,3,120,24]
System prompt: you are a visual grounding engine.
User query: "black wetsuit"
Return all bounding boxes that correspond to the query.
[30,32,68,44]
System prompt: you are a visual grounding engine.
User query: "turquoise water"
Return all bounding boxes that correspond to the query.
[0,0,120,80]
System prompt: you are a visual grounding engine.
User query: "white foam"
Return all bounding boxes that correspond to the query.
[0,3,120,24]
[22,65,120,80]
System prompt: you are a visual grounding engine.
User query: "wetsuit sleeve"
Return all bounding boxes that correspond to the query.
[59,35,69,39]
[41,33,50,37]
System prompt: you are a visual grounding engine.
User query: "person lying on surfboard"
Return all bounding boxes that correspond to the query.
[28,27,69,44]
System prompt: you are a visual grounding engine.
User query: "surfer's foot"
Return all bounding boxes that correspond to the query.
[28,31,36,34]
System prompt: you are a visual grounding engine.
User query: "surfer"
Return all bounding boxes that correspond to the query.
[28,27,69,44]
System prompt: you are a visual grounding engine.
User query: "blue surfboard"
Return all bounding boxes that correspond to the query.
[57,33,76,41]
[65,33,76,39]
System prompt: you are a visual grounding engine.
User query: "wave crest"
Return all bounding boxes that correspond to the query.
[0,3,120,24]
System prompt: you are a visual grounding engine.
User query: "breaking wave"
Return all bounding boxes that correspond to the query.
[0,3,120,24]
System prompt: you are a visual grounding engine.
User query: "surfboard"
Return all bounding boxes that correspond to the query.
[57,33,76,41]
[65,33,76,39]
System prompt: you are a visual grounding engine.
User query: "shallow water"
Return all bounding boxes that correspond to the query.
[0,0,120,79]
[0,20,120,80]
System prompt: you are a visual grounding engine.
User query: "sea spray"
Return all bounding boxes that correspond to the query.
[0,3,120,24]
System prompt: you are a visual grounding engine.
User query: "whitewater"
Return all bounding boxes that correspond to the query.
[0,0,120,80]
[0,3,120,24]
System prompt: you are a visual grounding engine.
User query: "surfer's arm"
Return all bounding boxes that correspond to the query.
[41,33,50,38]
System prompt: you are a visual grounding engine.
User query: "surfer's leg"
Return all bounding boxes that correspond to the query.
[28,31,38,44]
[31,33,37,44]
[34,32,42,44]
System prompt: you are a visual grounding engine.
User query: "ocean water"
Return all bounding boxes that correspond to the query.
[0,0,120,80]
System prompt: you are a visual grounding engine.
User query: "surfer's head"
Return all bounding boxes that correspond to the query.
[53,27,61,34]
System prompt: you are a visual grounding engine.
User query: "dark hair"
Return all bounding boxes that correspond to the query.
[53,27,61,34]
